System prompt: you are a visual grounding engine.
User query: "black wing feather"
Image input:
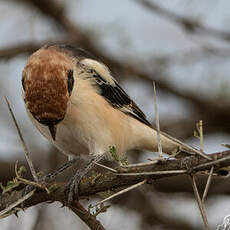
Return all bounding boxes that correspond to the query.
[93,73,152,127]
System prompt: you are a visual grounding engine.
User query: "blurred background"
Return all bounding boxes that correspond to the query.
[1,0,230,229]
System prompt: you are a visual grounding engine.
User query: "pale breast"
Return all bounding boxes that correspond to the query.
[26,107,89,157]
[68,75,135,157]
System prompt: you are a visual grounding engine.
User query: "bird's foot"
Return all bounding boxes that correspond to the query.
[65,171,83,205]
[65,155,104,205]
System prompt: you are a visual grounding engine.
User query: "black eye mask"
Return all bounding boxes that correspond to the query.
[67,69,74,96]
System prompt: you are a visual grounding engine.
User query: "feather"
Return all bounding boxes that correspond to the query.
[79,60,152,127]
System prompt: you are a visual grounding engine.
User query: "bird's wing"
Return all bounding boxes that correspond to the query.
[91,70,152,127]
[78,59,212,159]
[89,71,211,159]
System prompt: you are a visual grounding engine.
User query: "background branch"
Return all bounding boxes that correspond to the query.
[135,0,230,42]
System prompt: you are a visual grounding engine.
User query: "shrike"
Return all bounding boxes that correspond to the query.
[22,44,209,201]
[22,44,210,159]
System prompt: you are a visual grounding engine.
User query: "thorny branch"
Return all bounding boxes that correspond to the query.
[1,150,230,217]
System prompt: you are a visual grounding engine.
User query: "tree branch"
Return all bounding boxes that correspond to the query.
[134,0,230,42]
[1,150,230,217]
[69,201,106,230]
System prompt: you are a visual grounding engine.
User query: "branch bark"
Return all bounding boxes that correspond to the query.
[1,150,230,217]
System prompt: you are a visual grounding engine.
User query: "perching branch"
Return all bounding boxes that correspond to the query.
[1,150,230,217]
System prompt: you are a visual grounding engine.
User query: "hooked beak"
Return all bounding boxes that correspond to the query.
[48,125,57,141]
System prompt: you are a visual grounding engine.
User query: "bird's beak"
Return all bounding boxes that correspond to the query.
[48,125,57,141]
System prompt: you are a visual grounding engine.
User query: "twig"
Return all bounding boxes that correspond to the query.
[193,155,230,170]
[153,81,163,158]
[92,180,146,208]
[196,120,214,202]
[199,120,204,152]
[70,201,106,230]
[0,189,35,218]
[5,97,38,182]
[120,158,161,168]
[161,131,212,160]
[116,169,187,176]
[95,162,118,173]
[14,161,48,193]
[189,175,209,230]
[194,120,205,153]
[202,166,214,202]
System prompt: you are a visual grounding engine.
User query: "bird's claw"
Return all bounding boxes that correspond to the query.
[64,155,103,205]
[65,173,82,205]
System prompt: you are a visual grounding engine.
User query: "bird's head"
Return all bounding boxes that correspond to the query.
[22,45,76,141]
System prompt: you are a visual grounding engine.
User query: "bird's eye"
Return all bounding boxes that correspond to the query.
[67,69,74,96]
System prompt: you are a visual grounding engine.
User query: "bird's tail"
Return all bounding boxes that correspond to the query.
[159,131,211,160]
[132,123,211,160]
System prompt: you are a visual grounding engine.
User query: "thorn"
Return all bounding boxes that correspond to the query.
[152,81,163,159]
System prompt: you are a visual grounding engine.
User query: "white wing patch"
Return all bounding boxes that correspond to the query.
[80,58,115,86]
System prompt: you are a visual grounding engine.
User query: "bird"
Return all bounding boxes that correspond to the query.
[22,44,210,201]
